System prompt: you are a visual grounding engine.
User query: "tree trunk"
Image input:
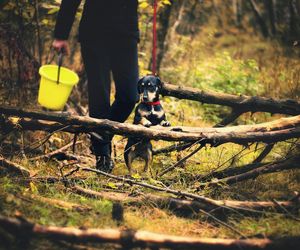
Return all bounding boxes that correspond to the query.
[288,0,300,39]
[169,0,186,39]
[233,0,243,27]
[265,0,277,36]
[156,1,173,73]
[248,0,269,37]
[212,0,223,27]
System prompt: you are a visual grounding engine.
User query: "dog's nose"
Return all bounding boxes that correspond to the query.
[143,90,148,101]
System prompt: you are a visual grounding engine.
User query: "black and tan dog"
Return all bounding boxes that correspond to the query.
[124,75,171,175]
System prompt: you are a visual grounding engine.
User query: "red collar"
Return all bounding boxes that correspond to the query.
[143,101,161,106]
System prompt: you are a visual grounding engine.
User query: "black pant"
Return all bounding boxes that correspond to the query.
[81,40,139,156]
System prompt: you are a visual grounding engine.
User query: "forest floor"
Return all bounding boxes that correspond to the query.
[1,23,300,249]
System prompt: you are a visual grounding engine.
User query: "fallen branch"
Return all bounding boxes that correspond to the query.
[1,107,300,144]
[161,82,300,115]
[196,162,268,182]
[28,140,82,161]
[1,215,300,249]
[253,144,275,164]
[198,208,246,238]
[158,144,204,177]
[214,109,244,127]
[0,156,31,177]
[199,155,300,187]
[71,185,300,215]
[71,185,142,204]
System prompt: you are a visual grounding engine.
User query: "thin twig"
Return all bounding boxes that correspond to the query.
[20,131,27,159]
[64,166,80,178]
[113,140,145,162]
[199,209,247,238]
[158,144,204,177]
[22,125,71,154]
[28,140,82,161]
[272,199,300,222]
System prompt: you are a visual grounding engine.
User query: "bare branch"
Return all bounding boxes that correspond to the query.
[0,156,31,177]
[253,143,275,164]
[28,140,82,161]
[1,107,300,144]
[198,155,300,187]
[1,215,300,249]
[158,143,204,177]
[161,82,300,115]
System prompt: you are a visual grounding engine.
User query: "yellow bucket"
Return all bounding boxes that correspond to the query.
[38,65,79,110]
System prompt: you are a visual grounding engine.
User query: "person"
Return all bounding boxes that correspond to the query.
[52,0,139,173]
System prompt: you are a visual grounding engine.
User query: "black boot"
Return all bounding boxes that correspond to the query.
[96,155,115,173]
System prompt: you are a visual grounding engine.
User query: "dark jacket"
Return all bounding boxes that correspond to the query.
[54,0,139,42]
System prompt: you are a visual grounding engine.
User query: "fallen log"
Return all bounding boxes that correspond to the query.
[71,185,300,215]
[197,162,268,182]
[0,215,299,250]
[1,107,300,144]
[161,82,300,116]
[0,156,31,177]
[199,156,300,187]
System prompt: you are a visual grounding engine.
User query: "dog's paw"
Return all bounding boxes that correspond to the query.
[160,120,171,127]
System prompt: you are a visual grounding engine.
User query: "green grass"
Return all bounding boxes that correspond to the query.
[1,135,300,232]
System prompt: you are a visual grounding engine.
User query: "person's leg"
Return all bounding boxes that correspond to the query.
[80,42,112,157]
[110,42,139,123]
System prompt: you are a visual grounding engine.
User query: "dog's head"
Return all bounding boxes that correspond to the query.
[137,75,162,102]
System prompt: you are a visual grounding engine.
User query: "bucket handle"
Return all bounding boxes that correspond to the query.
[56,50,63,84]
[45,46,64,84]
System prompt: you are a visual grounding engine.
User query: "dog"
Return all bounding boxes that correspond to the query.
[124,75,171,175]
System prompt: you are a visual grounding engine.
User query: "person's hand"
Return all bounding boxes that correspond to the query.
[52,39,70,55]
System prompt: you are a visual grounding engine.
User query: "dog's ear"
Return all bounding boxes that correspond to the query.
[137,77,145,94]
[156,77,162,89]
